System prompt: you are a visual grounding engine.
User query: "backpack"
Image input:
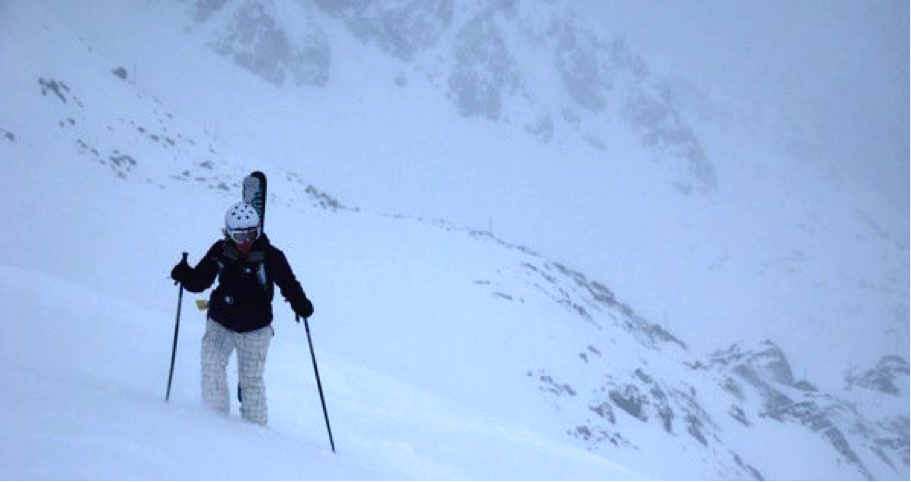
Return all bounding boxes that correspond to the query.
[216,241,274,298]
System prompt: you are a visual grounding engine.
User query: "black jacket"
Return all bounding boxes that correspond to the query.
[181,234,312,332]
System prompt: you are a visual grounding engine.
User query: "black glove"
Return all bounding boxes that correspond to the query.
[170,258,192,284]
[291,296,314,319]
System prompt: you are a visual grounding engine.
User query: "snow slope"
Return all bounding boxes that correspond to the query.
[1,263,645,480]
[1,1,907,479]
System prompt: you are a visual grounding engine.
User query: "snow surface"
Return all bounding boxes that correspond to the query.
[1,0,907,480]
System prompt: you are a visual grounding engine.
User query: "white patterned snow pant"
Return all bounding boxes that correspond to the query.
[201,318,273,425]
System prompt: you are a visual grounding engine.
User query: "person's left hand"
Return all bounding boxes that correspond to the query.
[292,296,314,319]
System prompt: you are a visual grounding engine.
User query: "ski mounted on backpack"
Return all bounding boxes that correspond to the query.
[243,171,267,228]
[237,171,267,404]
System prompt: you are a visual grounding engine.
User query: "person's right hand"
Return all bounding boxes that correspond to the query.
[170,258,192,284]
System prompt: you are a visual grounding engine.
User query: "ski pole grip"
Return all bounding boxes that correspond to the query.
[174,252,189,286]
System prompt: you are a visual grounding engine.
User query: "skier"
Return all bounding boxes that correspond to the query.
[170,201,314,426]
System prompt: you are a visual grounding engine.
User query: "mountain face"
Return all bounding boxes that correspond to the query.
[315,0,454,62]
[2,0,908,480]
[846,356,911,397]
[704,343,908,480]
[194,0,332,87]
[189,0,716,194]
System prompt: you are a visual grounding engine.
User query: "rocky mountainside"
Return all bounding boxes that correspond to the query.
[847,356,911,396]
[189,0,716,194]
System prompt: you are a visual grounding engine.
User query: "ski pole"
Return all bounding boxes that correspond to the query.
[298,314,336,453]
[166,252,188,402]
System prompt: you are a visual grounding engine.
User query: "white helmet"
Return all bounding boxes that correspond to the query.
[224,202,260,243]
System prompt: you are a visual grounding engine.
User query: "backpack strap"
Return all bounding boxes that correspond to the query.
[256,248,273,296]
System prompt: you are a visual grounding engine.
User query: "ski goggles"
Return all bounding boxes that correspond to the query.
[227,227,260,244]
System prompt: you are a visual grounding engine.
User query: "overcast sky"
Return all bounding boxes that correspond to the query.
[584,0,909,217]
